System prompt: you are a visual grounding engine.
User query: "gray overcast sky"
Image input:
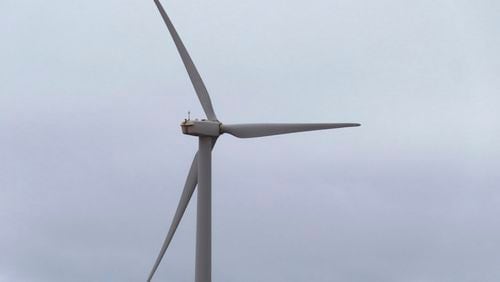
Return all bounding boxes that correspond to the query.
[1,0,499,281]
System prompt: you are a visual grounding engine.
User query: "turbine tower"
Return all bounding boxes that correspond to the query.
[148,1,360,281]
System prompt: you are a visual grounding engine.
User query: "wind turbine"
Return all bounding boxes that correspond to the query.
[148,1,360,281]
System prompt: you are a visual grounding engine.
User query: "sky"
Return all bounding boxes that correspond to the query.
[1,0,500,281]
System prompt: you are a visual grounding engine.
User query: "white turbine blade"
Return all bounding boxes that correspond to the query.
[147,153,199,282]
[147,138,217,282]
[222,123,360,138]
[153,0,218,121]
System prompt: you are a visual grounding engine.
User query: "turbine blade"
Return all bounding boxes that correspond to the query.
[147,138,217,282]
[153,0,218,121]
[222,123,360,138]
[147,154,198,282]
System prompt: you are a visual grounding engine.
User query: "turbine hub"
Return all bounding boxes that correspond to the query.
[181,119,221,137]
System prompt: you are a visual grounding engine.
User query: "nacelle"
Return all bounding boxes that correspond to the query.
[181,120,221,137]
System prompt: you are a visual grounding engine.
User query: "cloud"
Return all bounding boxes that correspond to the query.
[1,0,499,281]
